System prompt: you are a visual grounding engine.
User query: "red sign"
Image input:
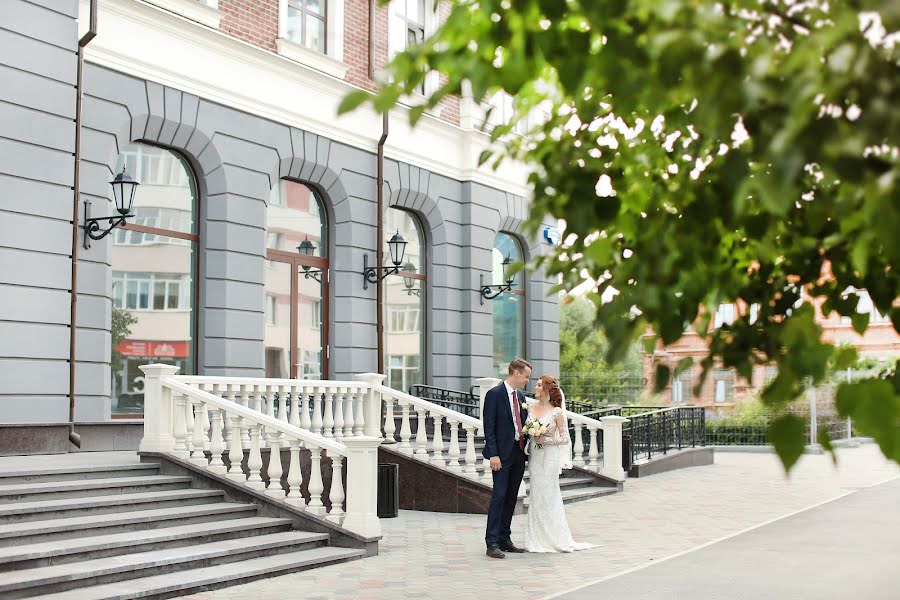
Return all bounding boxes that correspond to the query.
[117,340,190,358]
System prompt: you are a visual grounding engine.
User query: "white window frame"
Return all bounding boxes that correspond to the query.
[276,0,349,80]
[714,303,735,328]
[672,370,691,405]
[714,369,735,404]
[266,294,278,326]
[144,0,223,30]
[388,0,439,99]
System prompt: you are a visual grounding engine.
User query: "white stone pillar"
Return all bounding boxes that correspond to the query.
[475,377,502,437]
[138,364,180,453]
[355,373,387,438]
[341,436,384,538]
[599,415,629,482]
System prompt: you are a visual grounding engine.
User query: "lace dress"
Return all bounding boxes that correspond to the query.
[523,406,596,553]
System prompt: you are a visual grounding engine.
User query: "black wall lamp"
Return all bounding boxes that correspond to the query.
[480,254,515,304]
[402,262,420,297]
[82,167,138,249]
[363,231,407,290]
[297,236,323,282]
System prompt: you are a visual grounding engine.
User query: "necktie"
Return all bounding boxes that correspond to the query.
[512,391,524,450]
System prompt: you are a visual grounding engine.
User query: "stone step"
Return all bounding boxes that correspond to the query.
[0,476,194,504]
[26,546,367,600]
[0,531,331,598]
[0,503,258,547]
[0,517,295,571]
[0,489,225,524]
[0,464,161,485]
[524,487,618,507]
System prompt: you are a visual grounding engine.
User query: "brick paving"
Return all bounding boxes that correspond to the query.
[185,444,899,600]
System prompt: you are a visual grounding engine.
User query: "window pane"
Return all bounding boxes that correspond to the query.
[306,15,326,53]
[493,232,523,287]
[114,144,195,235]
[111,144,197,416]
[267,181,327,257]
[306,0,324,16]
[286,1,303,43]
[264,262,292,379]
[492,293,523,378]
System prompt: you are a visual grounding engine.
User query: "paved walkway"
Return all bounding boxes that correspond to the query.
[182,444,899,600]
[556,476,900,600]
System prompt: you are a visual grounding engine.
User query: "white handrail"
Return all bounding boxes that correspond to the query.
[173,375,364,389]
[164,378,347,456]
[377,385,482,429]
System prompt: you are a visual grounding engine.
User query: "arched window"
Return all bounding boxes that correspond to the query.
[110,143,199,416]
[492,232,525,377]
[265,180,329,379]
[384,207,425,392]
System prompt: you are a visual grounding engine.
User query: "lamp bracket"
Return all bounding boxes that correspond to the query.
[82,200,133,249]
[363,254,400,290]
[480,272,512,305]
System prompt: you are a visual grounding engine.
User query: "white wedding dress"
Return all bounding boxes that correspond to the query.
[523,405,596,553]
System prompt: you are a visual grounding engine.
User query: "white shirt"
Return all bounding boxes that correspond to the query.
[504,381,521,441]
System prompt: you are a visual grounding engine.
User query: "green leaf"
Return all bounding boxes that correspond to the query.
[674,357,694,377]
[850,311,870,335]
[768,414,807,471]
[817,428,837,465]
[654,365,671,393]
[337,90,370,115]
[478,150,493,167]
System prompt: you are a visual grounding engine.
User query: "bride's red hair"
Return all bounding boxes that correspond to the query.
[539,375,563,408]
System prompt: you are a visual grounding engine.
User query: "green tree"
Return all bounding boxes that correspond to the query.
[111,307,137,376]
[342,0,900,470]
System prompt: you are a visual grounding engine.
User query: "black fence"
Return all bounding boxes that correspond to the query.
[623,407,706,463]
[408,385,479,417]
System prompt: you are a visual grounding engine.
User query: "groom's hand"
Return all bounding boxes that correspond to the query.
[490,456,502,471]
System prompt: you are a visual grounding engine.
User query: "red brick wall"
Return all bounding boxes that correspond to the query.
[218,0,279,52]
[211,0,460,125]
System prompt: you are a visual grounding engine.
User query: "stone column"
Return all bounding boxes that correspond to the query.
[599,415,629,482]
[341,436,384,538]
[138,364,180,453]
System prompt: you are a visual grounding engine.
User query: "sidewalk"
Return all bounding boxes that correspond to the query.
[182,444,899,600]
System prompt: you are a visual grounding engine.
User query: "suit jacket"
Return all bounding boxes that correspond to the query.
[481,382,528,464]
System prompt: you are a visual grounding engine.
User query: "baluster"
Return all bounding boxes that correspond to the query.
[263,384,276,445]
[383,393,396,442]
[323,387,335,438]
[414,407,428,459]
[307,447,326,515]
[300,385,312,431]
[184,393,195,454]
[226,412,245,482]
[312,385,323,435]
[239,385,251,450]
[173,393,189,459]
[343,386,356,437]
[276,385,288,424]
[430,413,446,465]
[285,440,304,506]
[246,423,265,490]
[462,424,477,475]
[208,408,227,474]
[198,384,211,451]
[397,400,413,454]
[572,422,585,467]
[326,451,345,523]
[587,426,600,470]
[333,386,345,441]
[289,385,301,428]
[447,420,461,472]
[353,386,365,435]
[223,384,235,446]
[190,398,209,466]
[265,436,284,498]
[252,387,267,452]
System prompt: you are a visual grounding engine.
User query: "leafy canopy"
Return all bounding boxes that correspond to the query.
[341,0,900,470]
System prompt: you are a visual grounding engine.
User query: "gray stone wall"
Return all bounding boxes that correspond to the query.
[0,0,559,423]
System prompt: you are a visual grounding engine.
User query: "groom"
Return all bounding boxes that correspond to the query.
[482,357,532,559]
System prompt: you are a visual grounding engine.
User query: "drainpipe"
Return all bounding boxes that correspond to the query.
[68,0,99,449]
[370,0,388,374]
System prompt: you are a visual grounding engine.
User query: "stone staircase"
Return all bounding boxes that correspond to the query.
[0,460,365,599]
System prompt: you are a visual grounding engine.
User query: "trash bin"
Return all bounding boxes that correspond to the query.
[377,463,399,518]
[621,435,632,472]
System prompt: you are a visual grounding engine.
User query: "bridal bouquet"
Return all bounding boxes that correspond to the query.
[523,420,548,449]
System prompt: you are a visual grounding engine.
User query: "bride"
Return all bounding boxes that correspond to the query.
[523,375,595,553]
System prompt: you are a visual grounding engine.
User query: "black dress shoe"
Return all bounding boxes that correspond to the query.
[485,545,505,559]
[499,541,526,553]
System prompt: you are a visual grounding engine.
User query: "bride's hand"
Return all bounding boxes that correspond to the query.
[535,435,544,445]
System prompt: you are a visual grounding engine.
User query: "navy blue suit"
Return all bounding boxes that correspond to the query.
[482,382,527,548]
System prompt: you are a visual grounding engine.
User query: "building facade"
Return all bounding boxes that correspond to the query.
[0,0,560,425]
[644,298,899,409]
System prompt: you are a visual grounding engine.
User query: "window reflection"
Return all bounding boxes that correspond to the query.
[492,232,525,377]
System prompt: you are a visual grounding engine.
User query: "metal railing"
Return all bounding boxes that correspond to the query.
[409,385,479,417]
[623,407,706,463]
[558,372,648,405]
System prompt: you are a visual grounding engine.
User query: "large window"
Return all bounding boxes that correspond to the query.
[383,208,426,391]
[492,232,525,377]
[265,180,328,379]
[672,369,692,404]
[389,0,429,94]
[714,369,735,403]
[110,143,198,416]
